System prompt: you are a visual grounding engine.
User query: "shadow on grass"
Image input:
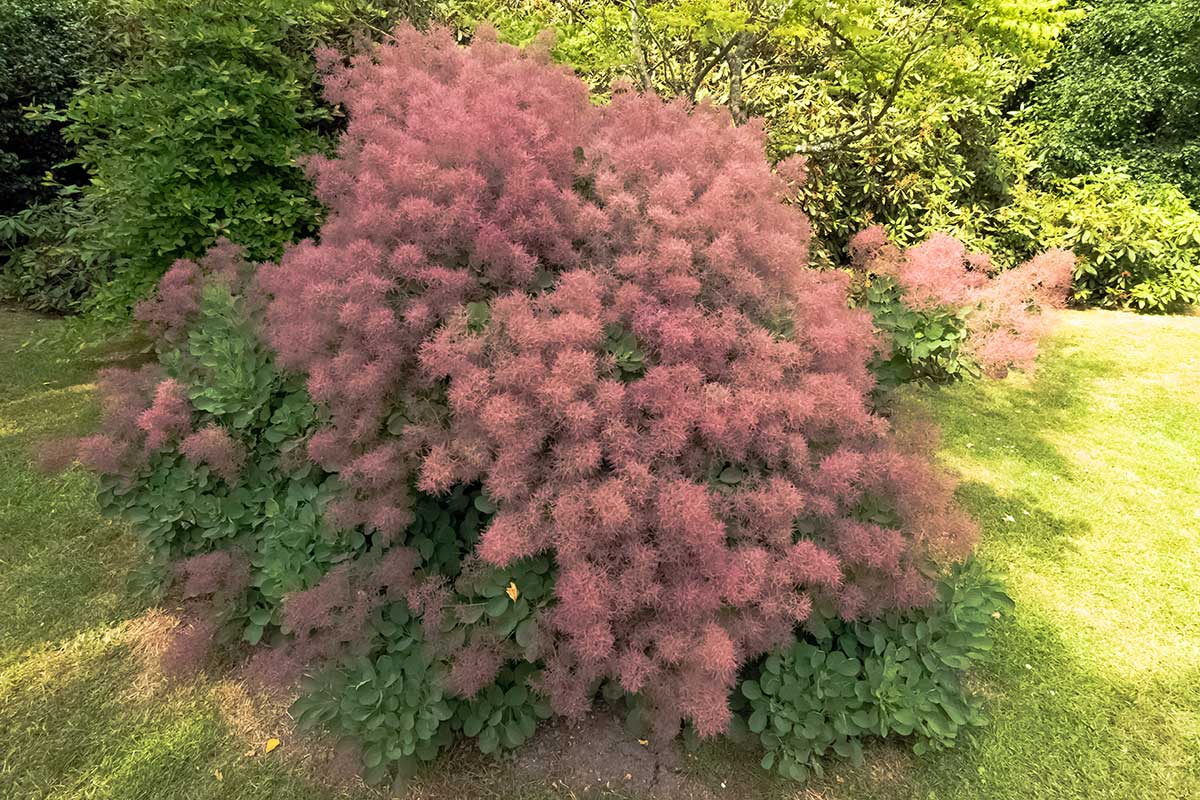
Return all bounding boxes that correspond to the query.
[0,310,151,666]
[0,626,357,800]
[907,601,1200,800]
[954,481,1091,565]
[910,329,1120,484]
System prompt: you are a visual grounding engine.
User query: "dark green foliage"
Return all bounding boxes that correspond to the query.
[290,552,557,785]
[164,283,287,430]
[1013,0,1200,313]
[0,197,111,313]
[452,555,555,660]
[739,563,1011,782]
[3,0,435,317]
[451,662,552,755]
[1033,0,1200,203]
[0,0,98,212]
[856,276,977,388]
[251,472,355,612]
[406,487,488,577]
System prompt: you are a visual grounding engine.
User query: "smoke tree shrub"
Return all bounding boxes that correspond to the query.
[58,25,1047,784]
[81,242,359,642]
[72,237,566,781]
[848,226,1073,384]
[263,24,978,740]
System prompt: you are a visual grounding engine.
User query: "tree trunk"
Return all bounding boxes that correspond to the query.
[727,34,747,125]
[629,1,652,92]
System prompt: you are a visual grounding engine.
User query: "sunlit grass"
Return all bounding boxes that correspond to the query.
[854,311,1199,799]
[922,311,1200,800]
[1,307,1197,799]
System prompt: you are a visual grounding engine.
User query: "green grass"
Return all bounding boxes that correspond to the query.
[1,307,1197,799]
[0,309,357,800]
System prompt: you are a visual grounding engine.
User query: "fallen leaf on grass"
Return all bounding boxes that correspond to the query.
[265,737,281,754]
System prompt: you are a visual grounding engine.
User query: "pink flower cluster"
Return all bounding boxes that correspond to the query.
[180,424,246,483]
[850,227,1074,376]
[260,26,976,737]
[75,365,189,477]
[72,239,257,484]
[135,238,251,345]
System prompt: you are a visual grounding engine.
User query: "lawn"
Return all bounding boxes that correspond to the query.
[1,306,1197,799]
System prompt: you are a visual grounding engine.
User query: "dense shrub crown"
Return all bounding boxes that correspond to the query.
[1033,0,1200,204]
[257,25,975,737]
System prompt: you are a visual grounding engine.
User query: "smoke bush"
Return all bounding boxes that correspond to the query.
[850,227,1072,380]
[62,24,1056,782]
[262,25,975,738]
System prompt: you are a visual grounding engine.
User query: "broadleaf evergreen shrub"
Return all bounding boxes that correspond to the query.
[2,0,436,316]
[443,0,1079,267]
[0,196,113,313]
[60,26,1046,785]
[1001,172,1200,312]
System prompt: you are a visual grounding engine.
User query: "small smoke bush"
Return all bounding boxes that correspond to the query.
[76,364,176,477]
[263,548,421,684]
[158,615,219,676]
[176,550,251,601]
[74,242,265,484]
[33,436,83,474]
[159,551,252,675]
[850,227,1073,379]
[260,25,976,738]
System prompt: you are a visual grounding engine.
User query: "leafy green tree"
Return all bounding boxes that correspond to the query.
[1032,0,1200,203]
[53,0,330,311]
[3,0,436,316]
[442,0,1077,260]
